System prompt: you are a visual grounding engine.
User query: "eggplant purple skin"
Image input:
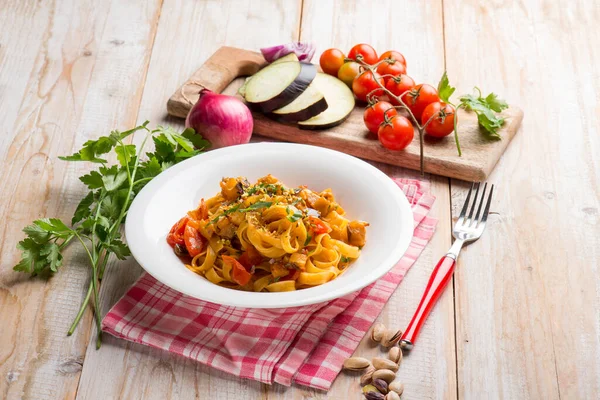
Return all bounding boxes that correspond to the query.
[247,62,317,113]
[267,97,328,124]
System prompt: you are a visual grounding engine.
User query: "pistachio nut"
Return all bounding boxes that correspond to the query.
[388,346,403,364]
[372,368,396,383]
[372,378,389,394]
[385,391,401,400]
[370,323,386,343]
[362,384,380,394]
[364,392,385,400]
[382,330,402,347]
[372,357,399,372]
[343,357,371,371]
[389,381,405,396]
[360,365,376,386]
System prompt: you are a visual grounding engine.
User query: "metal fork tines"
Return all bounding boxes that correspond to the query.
[448,182,494,258]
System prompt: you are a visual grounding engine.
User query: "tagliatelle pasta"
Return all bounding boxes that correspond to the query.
[166,175,368,292]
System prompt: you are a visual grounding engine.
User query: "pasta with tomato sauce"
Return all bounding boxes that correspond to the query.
[166,175,368,292]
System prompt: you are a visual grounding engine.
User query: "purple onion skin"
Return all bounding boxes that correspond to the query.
[185,89,253,149]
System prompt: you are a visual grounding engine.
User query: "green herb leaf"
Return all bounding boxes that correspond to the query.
[34,218,72,237]
[72,191,95,225]
[40,242,63,272]
[304,234,312,246]
[340,256,351,263]
[101,169,128,192]
[79,171,104,189]
[103,238,131,260]
[286,207,303,222]
[239,201,273,212]
[182,127,210,150]
[437,71,456,103]
[458,89,508,139]
[22,223,51,244]
[115,144,137,166]
[484,92,508,113]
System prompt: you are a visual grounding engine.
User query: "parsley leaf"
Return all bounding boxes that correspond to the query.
[304,234,312,246]
[286,206,303,222]
[458,89,509,139]
[115,144,136,166]
[239,201,273,212]
[72,191,95,224]
[79,171,104,189]
[437,71,456,103]
[340,256,351,263]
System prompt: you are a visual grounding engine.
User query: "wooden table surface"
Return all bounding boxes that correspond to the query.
[1,1,598,399]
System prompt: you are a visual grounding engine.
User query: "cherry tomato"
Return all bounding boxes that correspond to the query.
[238,245,263,270]
[385,74,415,105]
[222,255,252,286]
[308,216,332,235]
[320,48,346,76]
[421,102,456,138]
[379,50,407,67]
[376,59,406,79]
[378,115,414,150]
[337,61,361,87]
[364,101,397,135]
[183,222,205,257]
[402,84,439,120]
[352,70,385,102]
[166,216,188,247]
[347,43,378,65]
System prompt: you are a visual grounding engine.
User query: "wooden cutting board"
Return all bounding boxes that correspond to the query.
[167,46,524,181]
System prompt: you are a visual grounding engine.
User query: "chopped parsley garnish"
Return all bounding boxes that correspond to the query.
[304,234,312,246]
[239,201,272,212]
[340,256,351,263]
[286,206,303,222]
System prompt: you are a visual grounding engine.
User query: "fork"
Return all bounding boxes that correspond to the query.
[400,182,495,350]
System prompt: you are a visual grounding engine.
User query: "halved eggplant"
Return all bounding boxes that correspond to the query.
[244,62,316,113]
[271,53,299,64]
[298,73,355,130]
[269,81,328,123]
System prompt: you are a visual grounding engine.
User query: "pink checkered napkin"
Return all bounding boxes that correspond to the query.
[102,178,437,391]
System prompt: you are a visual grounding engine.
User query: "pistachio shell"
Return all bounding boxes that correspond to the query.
[372,357,399,372]
[388,346,403,364]
[385,391,401,400]
[382,329,402,347]
[360,365,376,386]
[362,384,380,394]
[373,378,389,394]
[372,368,396,383]
[365,392,385,400]
[370,323,386,343]
[343,357,371,371]
[389,381,405,396]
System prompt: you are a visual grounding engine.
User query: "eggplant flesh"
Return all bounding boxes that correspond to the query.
[298,73,355,130]
[244,62,316,113]
[269,82,328,123]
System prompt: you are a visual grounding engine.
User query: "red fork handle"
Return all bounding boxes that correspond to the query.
[400,255,456,349]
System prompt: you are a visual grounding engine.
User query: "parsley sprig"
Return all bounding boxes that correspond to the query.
[13,122,208,348]
[437,72,509,155]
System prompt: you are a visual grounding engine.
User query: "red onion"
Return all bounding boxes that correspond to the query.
[185,89,253,149]
[260,42,316,63]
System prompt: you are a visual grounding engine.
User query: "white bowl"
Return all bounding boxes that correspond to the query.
[125,143,413,308]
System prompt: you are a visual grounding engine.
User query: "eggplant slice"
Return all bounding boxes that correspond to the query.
[269,81,328,123]
[244,62,316,113]
[271,53,299,64]
[298,73,355,130]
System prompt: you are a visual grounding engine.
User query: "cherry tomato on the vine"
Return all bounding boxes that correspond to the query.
[337,61,362,87]
[347,43,378,65]
[320,48,346,76]
[376,59,407,79]
[379,50,407,67]
[352,70,385,102]
[421,102,456,138]
[402,84,439,120]
[385,74,415,104]
[378,115,414,150]
[364,101,397,135]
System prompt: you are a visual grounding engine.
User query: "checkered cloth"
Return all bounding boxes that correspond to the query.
[102,178,437,391]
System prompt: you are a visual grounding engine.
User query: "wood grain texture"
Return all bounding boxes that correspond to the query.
[444,0,600,399]
[75,1,303,399]
[168,47,523,181]
[0,0,163,399]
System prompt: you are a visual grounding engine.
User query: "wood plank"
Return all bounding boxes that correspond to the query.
[167,46,523,182]
[443,0,600,398]
[74,1,303,399]
[78,0,455,399]
[0,0,163,399]
[276,1,456,398]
